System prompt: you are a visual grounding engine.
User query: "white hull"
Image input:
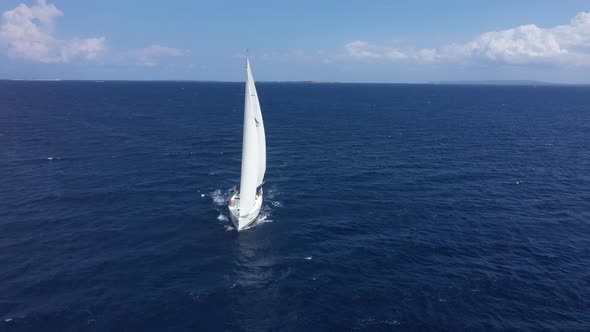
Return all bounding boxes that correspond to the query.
[228,189,263,231]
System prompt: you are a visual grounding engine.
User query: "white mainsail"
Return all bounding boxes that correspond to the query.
[248,59,266,187]
[238,55,265,218]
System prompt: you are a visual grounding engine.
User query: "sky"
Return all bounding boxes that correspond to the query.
[1,0,590,83]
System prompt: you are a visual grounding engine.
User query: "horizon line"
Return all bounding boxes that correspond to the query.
[2,79,590,86]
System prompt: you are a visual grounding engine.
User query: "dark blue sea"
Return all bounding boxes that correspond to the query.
[1,81,589,331]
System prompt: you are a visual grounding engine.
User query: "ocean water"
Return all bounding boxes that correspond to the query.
[1,81,589,331]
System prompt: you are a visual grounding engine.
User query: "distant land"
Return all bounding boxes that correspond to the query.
[2,79,589,85]
[428,80,561,86]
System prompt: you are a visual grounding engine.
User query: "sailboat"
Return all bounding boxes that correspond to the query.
[228,52,266,231]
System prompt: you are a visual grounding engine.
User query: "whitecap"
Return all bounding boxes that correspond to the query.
[217,214,228,221]
[384,320,400,326]
[305,256,312,260]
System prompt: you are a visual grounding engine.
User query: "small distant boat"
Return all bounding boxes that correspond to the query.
[228,52,266,231]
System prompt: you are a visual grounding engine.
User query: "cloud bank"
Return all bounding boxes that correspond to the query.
[345,12,590,66]
[0,0,106,63]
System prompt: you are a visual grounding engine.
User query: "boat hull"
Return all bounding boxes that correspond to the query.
[228,189,263,231]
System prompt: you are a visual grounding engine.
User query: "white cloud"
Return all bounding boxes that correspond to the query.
[260,49,328,62]
[345,40,408,60]
[141,45,184,57]
[345,11,590,66]
[0,0,106,63]
[134,44,185,67]
[345,40,437,62]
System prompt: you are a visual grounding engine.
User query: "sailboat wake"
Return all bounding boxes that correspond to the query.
[210,187,281,231]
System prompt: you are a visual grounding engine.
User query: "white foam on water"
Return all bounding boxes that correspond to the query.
[266,187,279,200]
[265,187,283,208]
[305,256,312,260]
[210,188,238,230]
[256,213,273,225]
[384,320,400,326]
[201,193,205,198]
[210,189,228,206]
[357,318,400,328]
[240,213,273,231]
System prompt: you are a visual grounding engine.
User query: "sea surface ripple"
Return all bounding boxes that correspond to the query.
[1,81,589,331]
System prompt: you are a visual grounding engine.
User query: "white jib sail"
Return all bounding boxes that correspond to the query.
[238,55,265,217]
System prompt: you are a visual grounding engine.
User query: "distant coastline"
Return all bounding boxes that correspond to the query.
[428,80,570,86]
[2,79,589,86]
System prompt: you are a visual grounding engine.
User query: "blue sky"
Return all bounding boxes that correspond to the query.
[1,0,590,82]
